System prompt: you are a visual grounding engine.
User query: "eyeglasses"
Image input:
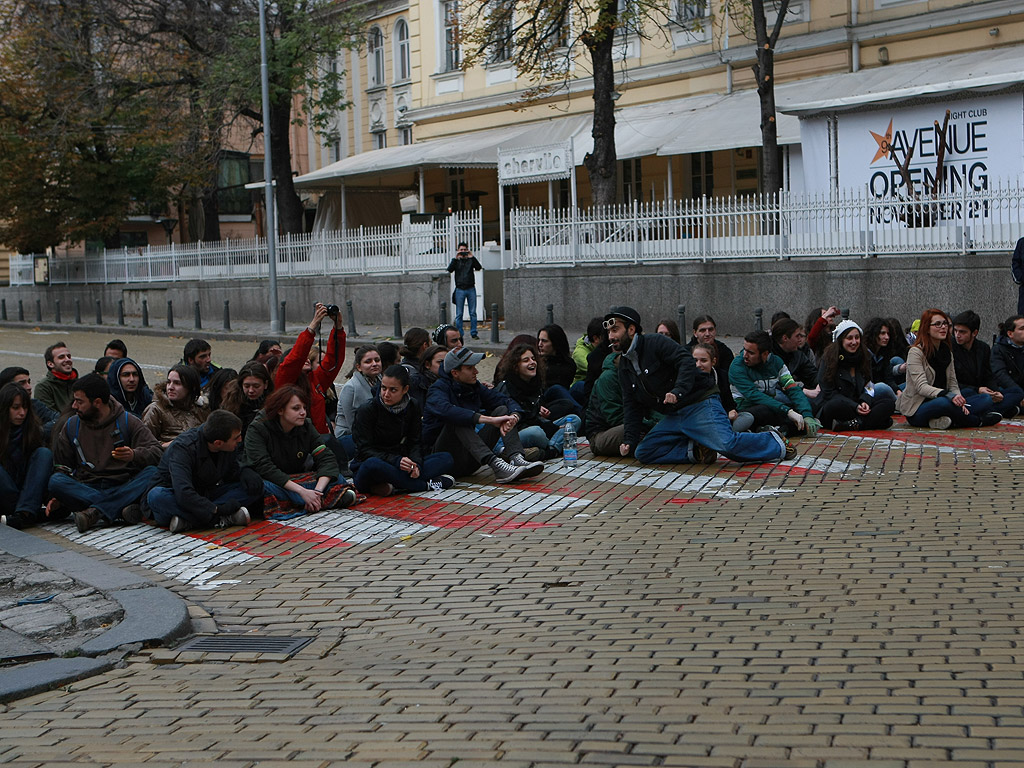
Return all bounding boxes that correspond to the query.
[930,320,950,328]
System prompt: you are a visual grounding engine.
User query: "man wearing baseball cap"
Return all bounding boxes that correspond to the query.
[604,306,793,465]
[422,347,544,482]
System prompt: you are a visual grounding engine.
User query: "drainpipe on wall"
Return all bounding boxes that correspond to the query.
[850,0,860,72]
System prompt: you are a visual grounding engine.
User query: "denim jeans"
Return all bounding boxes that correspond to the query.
[454,287,477,337]
[518,415,582,452]
[147,482,257,528]
[635,396,785,465]
[263,474,344,507]
[48,465,159,523]
[906,393,993,428]
[960,386,1024,418]
[351,453,456,493]
[0,447,52,517]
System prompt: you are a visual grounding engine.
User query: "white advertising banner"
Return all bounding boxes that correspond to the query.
[498,143,574,186]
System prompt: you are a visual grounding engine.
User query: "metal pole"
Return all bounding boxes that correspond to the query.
[75,299,81,324]
[393,302,402,338]
[754,308,763,331]
[677,305,686,336]
[167,300,174,329]
[346,299,358,337]
[95,300,102,325]
[194,300,202,330]
[259,0,279,333]
[55,300,61,324]
[142,299,149,327]
[117,299,125,326]
[223,300,231,331]
[546,304,554,326]
[490,303,499,344]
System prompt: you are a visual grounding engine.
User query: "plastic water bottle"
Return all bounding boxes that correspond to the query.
[562,420,578,465]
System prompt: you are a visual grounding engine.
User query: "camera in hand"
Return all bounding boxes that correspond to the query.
[321,303,340,319]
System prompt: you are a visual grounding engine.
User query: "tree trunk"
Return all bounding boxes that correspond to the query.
[269,98,305,234]
[751,0,788,196]
[583,0,618,208]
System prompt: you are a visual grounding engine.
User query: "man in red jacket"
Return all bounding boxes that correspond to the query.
[275,303,346,436]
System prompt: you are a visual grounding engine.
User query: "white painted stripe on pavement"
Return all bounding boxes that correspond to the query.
[281,509,438,543]
[415,483,593,514]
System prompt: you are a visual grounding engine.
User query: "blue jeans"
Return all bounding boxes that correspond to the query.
[906,393,993,428]
[147,483,256,528]
[351,454,455,493]
[873,382,897,401]
[454,287,477,337]
[635,396,785,465]
[0,447,52,517]
[48,465,159,523]
[961,386,1024,418]
[519,415,582,451]
[263,474,344,507]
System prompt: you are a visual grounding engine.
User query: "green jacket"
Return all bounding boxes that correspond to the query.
[571,336,594,383]
[728,353,814,418]
[585,354,660,437]
[34,370,76,414]
[242,412,340,488]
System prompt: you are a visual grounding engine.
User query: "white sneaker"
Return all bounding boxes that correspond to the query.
[927,416,953,429]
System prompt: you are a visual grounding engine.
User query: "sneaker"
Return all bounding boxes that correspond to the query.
[1008,406,1021,419]
[507,453,544,478]
[0,511,29,529]
[214,507,251,529]
[334,488,358,509]
[521,446,544,463]
[168,516,192,534]
[369,483,394,497]
[471,333,480,340]
[121,503,143,525]
[980,411,1003,427]
[766,426,798,461]
[74,506,101,533]
[833,417,863,431]
[426,475,456,492]
[732,411,755,433]
[690,441,718,464]
[928,416,953,430]
[490,456,526,483]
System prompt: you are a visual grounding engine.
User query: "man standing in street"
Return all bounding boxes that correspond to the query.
[35,341,78,413]
[1012,237,1024,315]
[606,307,793,465]
[446,242,483,340]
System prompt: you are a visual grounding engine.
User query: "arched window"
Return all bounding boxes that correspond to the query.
[395,19,410,81]
[368,26,385,86]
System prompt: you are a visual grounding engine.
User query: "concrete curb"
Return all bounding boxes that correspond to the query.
[0,527,192,702]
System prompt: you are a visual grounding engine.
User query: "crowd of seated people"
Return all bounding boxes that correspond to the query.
[3,300,1021,535]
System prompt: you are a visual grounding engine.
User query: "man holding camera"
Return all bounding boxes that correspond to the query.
[275,302,345,436]
[446,242,483,340]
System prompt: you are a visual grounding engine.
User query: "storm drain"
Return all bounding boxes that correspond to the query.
[176,635,314,657]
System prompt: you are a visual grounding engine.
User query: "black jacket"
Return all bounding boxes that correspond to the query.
[1012,236,1024,285]
[446,255,482,289]
[618,333,716,447]
[953,339,998,390]
[153,425,252,520]
[352,395,424,467]
[818,361,871,409]
[991,336,1024,389]
[422,371,523,446]
[542,355,576,390]
[772,341,818,389]
[243,413,340,487]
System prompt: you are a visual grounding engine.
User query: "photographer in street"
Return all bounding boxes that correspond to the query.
[446,242,483,340]
[275,302,345,439]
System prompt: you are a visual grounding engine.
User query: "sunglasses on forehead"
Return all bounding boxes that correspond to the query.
[602,318,620,330]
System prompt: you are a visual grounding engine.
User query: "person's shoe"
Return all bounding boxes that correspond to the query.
[334,488,358,509]
[879,417,894,429]
[74,506,101,533]
[507,453,544,478]
[426,475,456,492]
[0,511,28,529]
[121,503,143,525]
[521,446,544,463]
[766,426,798,461]
[369,483,394,497]
[214,507,251,529]
[471,333,480,340]
[833,417,863,431]
[168,516,192,534]
[980,411,1003,427]
[490,456,526,483]
[690,441,718,464]
[732,411,755,433]
[928,416,953,429]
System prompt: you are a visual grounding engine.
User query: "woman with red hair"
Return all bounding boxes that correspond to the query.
[898,308,1001,429]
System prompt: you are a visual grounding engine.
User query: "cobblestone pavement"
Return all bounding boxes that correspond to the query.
[3,418,1024,767]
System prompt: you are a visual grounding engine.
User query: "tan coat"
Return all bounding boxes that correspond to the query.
[141,383,209,445]
[897,346,961,417]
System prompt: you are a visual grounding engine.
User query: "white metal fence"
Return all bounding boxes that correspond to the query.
[512,182,1023,266]
[10,209,484,286]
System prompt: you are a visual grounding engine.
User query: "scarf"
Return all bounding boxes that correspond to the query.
[381,393,411,414]
[51,368,77,382]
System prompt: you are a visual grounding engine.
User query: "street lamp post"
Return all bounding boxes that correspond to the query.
[259,0,280,333]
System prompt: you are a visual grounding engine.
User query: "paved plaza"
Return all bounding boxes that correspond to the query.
[2,326,1024,766]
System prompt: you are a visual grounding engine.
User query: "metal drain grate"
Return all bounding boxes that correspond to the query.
[177,635,314,656]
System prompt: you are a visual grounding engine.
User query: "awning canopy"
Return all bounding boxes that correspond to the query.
[294,88,801,189]
[777,45,1024,116]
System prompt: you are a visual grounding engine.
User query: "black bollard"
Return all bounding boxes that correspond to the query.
[18,300,24,322]
[167,300,174,328]
[546,304,554,326]
[55,300,61,324]
[393,302,402,338]
[142,299,149,327]
[677,305,686,337]
[280,301,286,334]
[95,300,102,325]
[438,300,447,328]
[194,300,202,330]
[754,308,763,332]
[75,299,82,324]
[36,299,42,322]
[1,299,6,321]
[117,299,125,326]
[841,307,850,320]
[346,300,358,337]
[490,303,500,344]
[223,300,230,331]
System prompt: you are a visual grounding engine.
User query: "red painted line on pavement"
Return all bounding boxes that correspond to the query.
[190,520,353,555]
[841,427,1013,451]
[359,496,561,533]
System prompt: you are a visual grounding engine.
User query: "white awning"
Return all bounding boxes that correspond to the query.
[777,45,1024,116]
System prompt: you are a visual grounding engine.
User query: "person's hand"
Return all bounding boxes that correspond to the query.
[298,486,323,512]
[728,410,739,421]
[619,443,631,457]
[111,446,134,462]
[44,498,61,519]
[898,362,907,374]
[980,387,1003,403]
[539,406,551,418]
[952,393,966,407]
[309,303,329,333]
[787,409,805,431]
[408,463,420,479]
[822,306,840,321]
[663,392,678,405]
[499,414,519,436]
[857,402,871,415]
[399,457,419,477]
[804,417,822,436]
[803,385,821,399]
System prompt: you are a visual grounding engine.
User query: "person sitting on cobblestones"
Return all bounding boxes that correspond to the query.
[206,367,238,413]
[400,328,431,373]
[351,365,456,497]
[433,323,463,351]
[35,341,78,414]
[691,343,739,424]
[953,310,1023,419]
[804,306,841,362]
[816,320,896,431]
[147,410,263,533]
[729,330,821,438]
[0,383,53,529]
[537,324,577,392]
[411,345,447,412]
[335,345,383,460]
[182,338,219,398]
[143,365,210,449]
[862,317,904,399]
[276,303,345,438]
[244,385,356,514]
[584,352,661,457]
[250,339,282,367]
[609,307,793,465]
[572,317,606,385]
[103,340,128,359]
[0,367,58,442]
[422,346,543,483]
[222,361,274,439]
[991,315,1024,408]
[771,318,820,402]
[106,358,153,419]
[656,319,682,344]
[49,373,162,533]
[898,308,1000,430]
[686,315,736,416]
[94,356,115,376]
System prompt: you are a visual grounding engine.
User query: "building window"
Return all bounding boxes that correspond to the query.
[674,0,706,24]
[368,26,385,87]
[488,2,513,63]
[692,151,713,198]
[395,19,410,81]
[620,158,642,203]
[329,135,342,163]
[443,0,461,72]
[373,131,387,150]
[217,151,252,215]
[448,166,467,210]
[401,127,413,145]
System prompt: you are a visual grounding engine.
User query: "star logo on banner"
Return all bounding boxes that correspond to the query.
[869,119,894,164]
